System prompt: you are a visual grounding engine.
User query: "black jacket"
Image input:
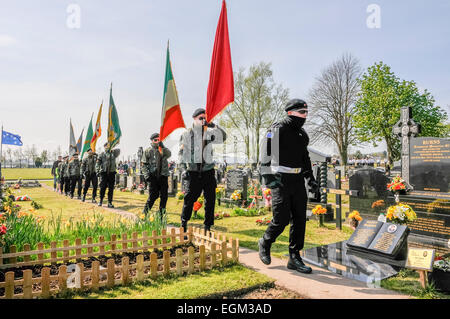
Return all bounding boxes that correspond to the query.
[259,116,313,184]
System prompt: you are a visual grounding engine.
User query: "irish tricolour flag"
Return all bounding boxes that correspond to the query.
[159,42,185,141]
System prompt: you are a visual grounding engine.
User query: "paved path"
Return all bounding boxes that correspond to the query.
[238,247,411,299]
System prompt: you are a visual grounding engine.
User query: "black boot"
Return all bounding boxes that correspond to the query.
[182,221,188,240]
[82,195,86,202]
[287,251,312,274]
[91,198,97,204]
[98,200,103,207]
[107,202,114,208]
[204,225,211,236]
[258,238,271,265]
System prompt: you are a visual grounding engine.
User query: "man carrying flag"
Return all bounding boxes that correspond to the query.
[96,85,121,208]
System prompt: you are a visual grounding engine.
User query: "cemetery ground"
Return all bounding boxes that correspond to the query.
[2,168,52,180]
[5,181,447,299]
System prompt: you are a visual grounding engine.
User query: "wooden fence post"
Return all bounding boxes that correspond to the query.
[75,239,82,262]
[188,246,194,274]
[63,240,69,263]
[152,230,158,248]
[91,261,99,292]
[221,241,228,266]
[23,269,32,299]
[77,263,84,291]
[188,226,193,243]
[211,243,217,268]
[37,242,44,262]
[150,252,157,279]
[99,236,105,255]
[121,233,128,253]
[9,245,16,264]
[121,257,130,285]
[232,239,238,262]
[132,232,138,251]
[142,231,148,251]
[50,241,57,264]
[161,229,167,248]
[107,258,115,288]
[24,244,31,263]
[58,265,67,294]
[136,255,144,281]
[178,227,184,243]
[5,271,14,299]
[87,237,93,256]
[41,267,50,298]
[171,228,176,246]
[199,245,206,271]
[163,250,170,276]
[176,248,183,276]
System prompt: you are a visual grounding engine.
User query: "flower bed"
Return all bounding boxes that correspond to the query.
[0,226,239,299]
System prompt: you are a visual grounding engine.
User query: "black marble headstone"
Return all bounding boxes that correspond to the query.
[410,137,450,193]
[225,169,248,200]
[349,168,390,217]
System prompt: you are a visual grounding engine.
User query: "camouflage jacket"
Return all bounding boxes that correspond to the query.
[178,125,227,172]
[141,144,171,179]
[68,158,81,177]
[61,161,70,178]
[57,161,64,178]
[81,154,98,176]
[96,149,120,174]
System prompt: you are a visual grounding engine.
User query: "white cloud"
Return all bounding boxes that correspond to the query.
[0,35,17,47]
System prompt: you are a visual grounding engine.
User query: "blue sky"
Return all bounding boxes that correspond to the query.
[0,0,449,160]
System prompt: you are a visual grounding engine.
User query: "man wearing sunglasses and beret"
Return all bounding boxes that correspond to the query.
[179,108,227,234]
[141,133,172,216]
[258,98,319,274]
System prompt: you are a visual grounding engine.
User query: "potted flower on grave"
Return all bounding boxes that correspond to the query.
[193,201,203,218]
[428,254,450,293]
[176,191,185,202]
[262,188,272,211]
[312,204,327,227]
[371,199,386,222]
[387,175,408,203]
[230,190,241,202]
[348,210,363,230]
[215,186,225,206]
[385,203,417,225]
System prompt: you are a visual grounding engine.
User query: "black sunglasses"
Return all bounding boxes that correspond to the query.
[294,109,308,114]
[198,117,206,121]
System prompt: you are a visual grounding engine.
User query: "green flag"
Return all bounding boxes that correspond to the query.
[107,84,122,150]
[81,113,94,159]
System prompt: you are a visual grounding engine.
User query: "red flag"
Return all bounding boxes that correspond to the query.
[206,0,234,122]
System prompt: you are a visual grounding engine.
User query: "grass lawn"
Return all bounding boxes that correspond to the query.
[69,264,275,299]
[2,168,52,180]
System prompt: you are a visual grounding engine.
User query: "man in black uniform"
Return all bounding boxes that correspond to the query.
[51,156,62,191]
[96,142,120,208]
[81,148,98,203]
[258,98,319,274]
[179,108,227,234]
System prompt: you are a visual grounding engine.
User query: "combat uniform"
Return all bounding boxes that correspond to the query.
[179,110,227,232]
[258,98,319,273]
[68,157,82,199]
[57,159,66,194]
[62,159,71,196]
[51,159,61,191]
[141,138,171,215]
[96,148,120,207]
[81,152,98,202]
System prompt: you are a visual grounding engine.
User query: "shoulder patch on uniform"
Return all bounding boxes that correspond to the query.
[266,132,273,138]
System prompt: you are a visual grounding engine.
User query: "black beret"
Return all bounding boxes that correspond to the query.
[285,99,308,112]
[150,133,160,140]
[192,108,206,118]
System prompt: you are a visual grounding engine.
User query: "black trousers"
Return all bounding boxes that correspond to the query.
[99,172,116,203]
[144,175,168,213]
[64,177,71,195]
[262,174,308,252]
[59,176,65,193]
[181,170,216,227]
[83,173,98,199]
[70,176,82,197]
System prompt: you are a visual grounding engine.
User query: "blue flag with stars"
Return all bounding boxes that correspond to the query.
[2,130,23,146]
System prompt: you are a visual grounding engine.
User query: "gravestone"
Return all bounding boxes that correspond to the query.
[119,174,127,189]
[346,219,409,259]
[167,172,177,197]
[349,168,390,218]
[225,169,248,202]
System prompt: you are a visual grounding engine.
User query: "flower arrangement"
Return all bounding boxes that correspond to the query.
[256,216,271,226]
[387,175,407,193]
[371,200,385,210]
[433,255,450,272]
[193,201,203,218]
[137,183,146,195]
[15,195,31,201]
[312,205,327,215]
[348,210,363,229]
[216,187,225,199]
[176,191,185,201]
[230,190,241,201]
[386,203,417,224]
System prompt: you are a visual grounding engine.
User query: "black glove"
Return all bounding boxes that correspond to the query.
[308,179,320,193]
[262,174,283,189]
[159,142,165,148]
[206,122,216,128]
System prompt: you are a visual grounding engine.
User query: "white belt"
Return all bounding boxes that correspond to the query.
[271,166,302,174]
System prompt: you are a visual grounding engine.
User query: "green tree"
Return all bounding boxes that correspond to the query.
[353,62,448,165]
[218,62,289,163]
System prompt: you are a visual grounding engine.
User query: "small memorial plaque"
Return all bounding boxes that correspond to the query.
[405,248,435,271]
[367,223,409,256]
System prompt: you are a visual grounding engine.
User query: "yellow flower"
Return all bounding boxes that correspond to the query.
[139,214,146,220]
[149,216,154,222]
